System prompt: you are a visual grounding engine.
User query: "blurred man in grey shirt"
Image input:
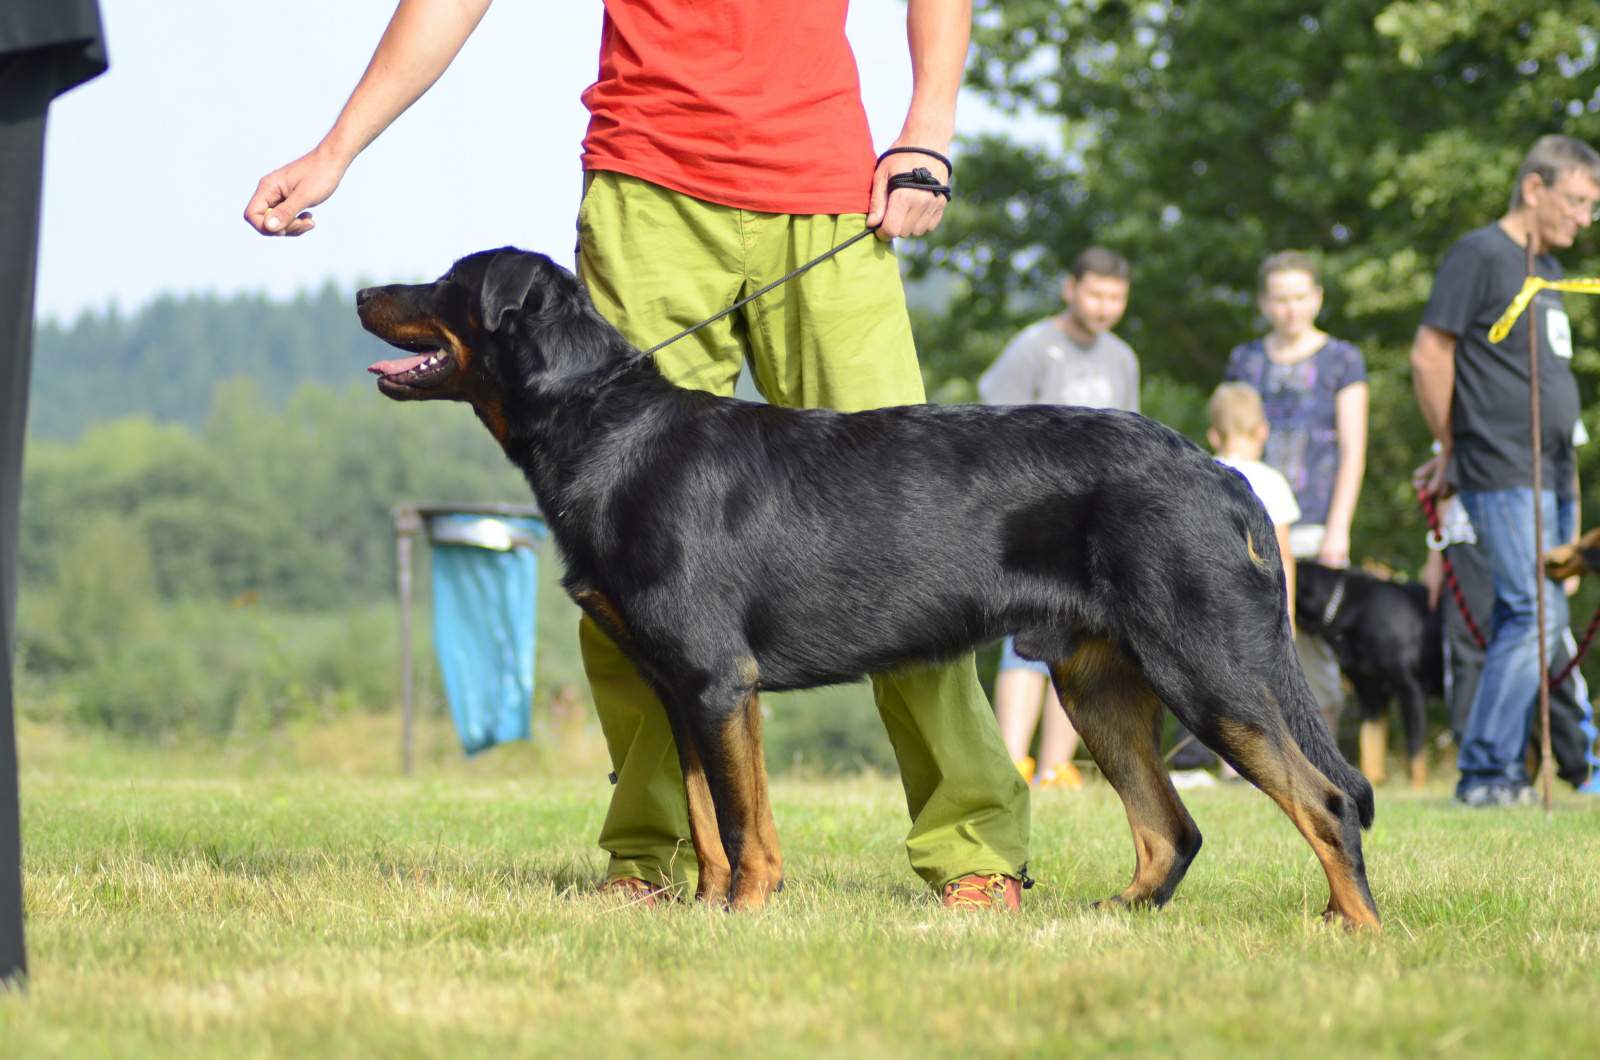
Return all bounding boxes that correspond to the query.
[978,246,1138,414]
[977,246,1138,791]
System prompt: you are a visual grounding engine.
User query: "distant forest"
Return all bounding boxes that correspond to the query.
[31,282,379,441]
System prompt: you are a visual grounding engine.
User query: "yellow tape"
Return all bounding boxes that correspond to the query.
[1488,275,1600,343]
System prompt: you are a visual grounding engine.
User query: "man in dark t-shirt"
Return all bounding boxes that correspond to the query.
[1,0,109,984]
[1411,134,1600,806]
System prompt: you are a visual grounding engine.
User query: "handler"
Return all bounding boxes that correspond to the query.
[1411,134,1600,807]
[244,0,1031,910]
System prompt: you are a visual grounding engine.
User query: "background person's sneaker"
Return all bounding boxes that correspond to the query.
[1036,762,1085,789]
[1576,772,1600,795]
[1456,783,1507,807]
[1457,782,1537,807]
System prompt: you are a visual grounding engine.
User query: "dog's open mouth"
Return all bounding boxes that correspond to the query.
[367,341,457,395]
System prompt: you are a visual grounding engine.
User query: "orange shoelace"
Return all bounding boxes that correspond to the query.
[943,875,1008,908]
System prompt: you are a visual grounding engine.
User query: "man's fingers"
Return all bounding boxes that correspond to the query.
[276,211,316,237]
[244,175,289,233]
[866,167,891,228]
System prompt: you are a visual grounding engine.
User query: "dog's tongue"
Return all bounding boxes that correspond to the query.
[367,353,432,377]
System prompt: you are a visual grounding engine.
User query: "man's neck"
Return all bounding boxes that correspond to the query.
[1498,210,1543,256]
[1056,312,1098,347]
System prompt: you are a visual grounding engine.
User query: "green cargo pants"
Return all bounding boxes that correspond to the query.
[574,170,1029,893]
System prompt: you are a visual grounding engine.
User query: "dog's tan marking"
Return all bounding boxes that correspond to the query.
[1407,751,1427,790]
[571,589,628,645]
[1216,717,1380,931]
[729,689,782,909]
[680,739,732,904]
[473,397,510,447]
[1245,531,1273,573]
[1358,719,1388,785]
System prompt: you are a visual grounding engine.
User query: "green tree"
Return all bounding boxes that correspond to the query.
[912,0,1600,569]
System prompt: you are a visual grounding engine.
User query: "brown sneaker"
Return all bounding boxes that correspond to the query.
[941,873,1023,912]
[598,876,666,908]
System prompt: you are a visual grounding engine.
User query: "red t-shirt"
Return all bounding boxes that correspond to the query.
[580,0,877,216]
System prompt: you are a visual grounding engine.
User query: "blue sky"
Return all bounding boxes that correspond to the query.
[35,0,1056,324]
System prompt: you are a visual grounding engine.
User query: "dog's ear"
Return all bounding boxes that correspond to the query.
[479,252,542,332]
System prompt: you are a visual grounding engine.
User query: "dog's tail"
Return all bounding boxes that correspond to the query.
[1280,659,1375,829]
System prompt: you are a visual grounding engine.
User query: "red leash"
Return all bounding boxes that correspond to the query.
[1417,488,1600,688]
[1418,489,1489,651]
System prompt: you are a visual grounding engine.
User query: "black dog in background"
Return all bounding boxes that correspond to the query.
[1296,562,1442,787]
[357,247,1379,928]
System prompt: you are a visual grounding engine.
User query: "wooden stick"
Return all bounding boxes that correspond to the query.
[1526,237,1555,815]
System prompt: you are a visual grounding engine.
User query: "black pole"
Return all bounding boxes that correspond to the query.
[0,65,54,992]
[0,5,109,986]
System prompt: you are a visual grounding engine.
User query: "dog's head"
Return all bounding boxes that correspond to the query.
[1293,560,1346,635]
[358,248,626,434]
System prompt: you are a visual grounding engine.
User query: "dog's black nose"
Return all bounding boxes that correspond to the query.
[356,287,375,307]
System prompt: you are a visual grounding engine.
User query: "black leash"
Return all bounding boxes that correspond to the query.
[642,148,952,357]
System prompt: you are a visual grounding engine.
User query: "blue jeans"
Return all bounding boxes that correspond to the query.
[998,636,1052,676]
[1457,488,1580,794]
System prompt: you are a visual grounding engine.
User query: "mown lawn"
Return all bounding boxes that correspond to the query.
[3,720,1598,1058]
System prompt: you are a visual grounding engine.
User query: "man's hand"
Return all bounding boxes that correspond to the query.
[1420,550,1444,611]
[1316,525,1351,568]
[1412,452,1451,500]
[867,149,949,240]
[243,147,348,237]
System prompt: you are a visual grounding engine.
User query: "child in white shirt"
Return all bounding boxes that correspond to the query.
[1208,382,1301,628]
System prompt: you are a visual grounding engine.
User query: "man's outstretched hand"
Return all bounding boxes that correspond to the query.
[243,147,347,237]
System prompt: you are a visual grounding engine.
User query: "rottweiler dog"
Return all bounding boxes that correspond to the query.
[358,248,1379,928]
[1296,562,1442,788]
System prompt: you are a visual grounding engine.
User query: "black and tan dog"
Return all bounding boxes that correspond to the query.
[1296,562,1442,788]
[358,248,1379,928]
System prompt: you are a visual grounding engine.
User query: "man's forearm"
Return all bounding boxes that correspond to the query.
[1410,327,1456,444]
[1325,384,1367,537]
[321,0,493,165]
[897,0,971,152]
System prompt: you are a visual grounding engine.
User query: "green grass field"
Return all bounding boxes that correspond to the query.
[4,719,1598,1058]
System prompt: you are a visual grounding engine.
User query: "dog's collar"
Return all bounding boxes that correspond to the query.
[1320,573,1348,628]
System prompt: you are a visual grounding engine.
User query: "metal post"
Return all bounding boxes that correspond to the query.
[390,502,541,776]
[1526,239,1554,814]
[394,507,421,776]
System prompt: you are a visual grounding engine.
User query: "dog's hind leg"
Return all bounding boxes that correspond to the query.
[675,662,783,911]
[1050,639,1202,909]
[1397,679,1429,789]
[662,702,734,904]
[742,690,784,900]
[1352,680,1389,785]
